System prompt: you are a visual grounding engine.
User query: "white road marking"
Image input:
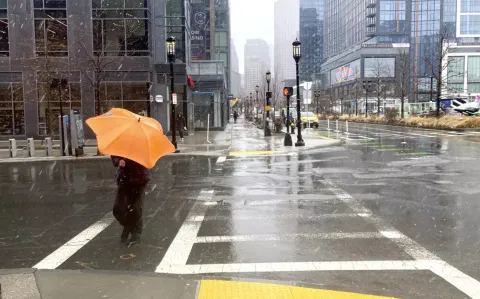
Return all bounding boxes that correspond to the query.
[188,213,366,222]
[321,179,480,298]
[195,232,396,243]
[216,156,227,164]
[160,260,433,274]
[33,213,115,269]
[430,260,480,299]
[155,189,213,273]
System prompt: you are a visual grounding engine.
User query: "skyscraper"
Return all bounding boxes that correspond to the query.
[299,0,324,80]
[274,0,299,82]
[244,39,271,95]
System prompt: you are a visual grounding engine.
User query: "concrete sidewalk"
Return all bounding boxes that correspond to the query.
[0,118,341,162]
[0,268,393,299]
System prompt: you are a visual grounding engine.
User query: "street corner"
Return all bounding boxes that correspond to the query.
[197,279,397,299]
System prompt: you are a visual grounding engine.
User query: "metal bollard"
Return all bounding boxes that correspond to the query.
[335,120,339,132]
[45,137,53,156]
[8,139,17,158]
[27,138,35,157]
[327,119,330,130]
[346,121,349,134]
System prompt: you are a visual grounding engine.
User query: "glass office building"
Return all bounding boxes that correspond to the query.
[299,0,324,80]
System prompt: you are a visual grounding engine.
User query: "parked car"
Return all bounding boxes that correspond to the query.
[301,112,319,128]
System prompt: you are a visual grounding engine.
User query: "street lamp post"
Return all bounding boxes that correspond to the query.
[255,85,259,121]
[249,93,253,121]
[166,36,179,152]
[314,90,320,115]
[363,82,371,118]
[293,39,304,146]
[265,71,272,137]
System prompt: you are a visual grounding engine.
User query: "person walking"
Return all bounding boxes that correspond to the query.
[112,156,151,244]
[233,111,238,123]
[176,113,187,141]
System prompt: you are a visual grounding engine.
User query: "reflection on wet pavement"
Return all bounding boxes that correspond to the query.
[1,120,480,298]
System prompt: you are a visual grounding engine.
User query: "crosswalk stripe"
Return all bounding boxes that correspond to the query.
[161,260,433,274]
[33,213,115,270]
[321,179,480,298]
[156,189,214,273]
[189,213,366,222]
[195,232,397,243]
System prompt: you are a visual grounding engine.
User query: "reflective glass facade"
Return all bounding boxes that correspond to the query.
[299,0,323,79]
[324,0,366,60]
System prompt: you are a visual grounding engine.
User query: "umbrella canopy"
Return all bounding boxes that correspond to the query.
[86,108,175,169]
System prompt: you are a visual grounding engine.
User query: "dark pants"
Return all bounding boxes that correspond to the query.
[179,129,184,139]
[113,183,146,235]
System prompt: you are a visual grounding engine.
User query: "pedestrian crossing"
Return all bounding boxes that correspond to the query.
[2,153,480,298]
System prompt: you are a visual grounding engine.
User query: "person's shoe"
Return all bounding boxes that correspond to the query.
[129,233,141,244]
[120,228,129,243]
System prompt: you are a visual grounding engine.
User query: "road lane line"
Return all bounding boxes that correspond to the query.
[33,213,115,269]
[188,213,366,222]
[321,179,480,298]
[216,156,226,164]
[161,260,433,274]
[195,232,396,243]
[156,189,213,273]
[429,260,480,298]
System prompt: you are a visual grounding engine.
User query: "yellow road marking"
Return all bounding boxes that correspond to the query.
[198,280,397,299]
[229,150,284,156]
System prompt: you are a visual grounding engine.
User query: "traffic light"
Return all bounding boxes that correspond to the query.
[283,87,293,96]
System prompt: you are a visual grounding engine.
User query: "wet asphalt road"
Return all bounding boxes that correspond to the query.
[1,120,480,298]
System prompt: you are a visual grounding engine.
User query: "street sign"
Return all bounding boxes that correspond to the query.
[172,93,177,104]
[265,106,271,111]
[155,95,164,103]
[266,92,272,98]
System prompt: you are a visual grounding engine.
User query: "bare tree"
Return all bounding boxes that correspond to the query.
[394,50,411,118]
[351,76,364,116]
[423,28,455,117]
[368,59,386,116]
[75,39,118,116]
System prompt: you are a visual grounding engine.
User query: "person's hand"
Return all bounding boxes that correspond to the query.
[119,160,126,168]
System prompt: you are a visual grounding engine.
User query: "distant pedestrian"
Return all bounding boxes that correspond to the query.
[233,111,238,123]
[112,156,151,244]
[176,113,187,141]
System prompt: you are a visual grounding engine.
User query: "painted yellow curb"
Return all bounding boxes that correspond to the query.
[229,150,285,156]
[198,280,397,299]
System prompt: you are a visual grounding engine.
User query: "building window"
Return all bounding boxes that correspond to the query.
[467,56,480,93]
[0,83,24,136]
[460,15,480,35]
[34,0,68,57]
[0,1,8,57]
[95,72,151,115]
[37,72,81,136]
[92,0,150,56]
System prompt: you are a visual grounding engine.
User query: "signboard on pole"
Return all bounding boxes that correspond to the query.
[172,93,178,104]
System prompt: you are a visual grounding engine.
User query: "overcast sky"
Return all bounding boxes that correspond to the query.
[230,0,276,74]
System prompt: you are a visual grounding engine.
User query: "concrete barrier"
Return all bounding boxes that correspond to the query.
[45,137,53,156]
[9,139,17,158]
[27,138,35,157]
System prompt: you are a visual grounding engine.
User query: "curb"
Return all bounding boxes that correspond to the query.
[322,119,480,132]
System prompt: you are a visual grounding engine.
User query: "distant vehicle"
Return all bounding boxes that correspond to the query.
[453,101,480,116]
[300,112,319,128]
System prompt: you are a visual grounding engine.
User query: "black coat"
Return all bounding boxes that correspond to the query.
[111,156,151,186]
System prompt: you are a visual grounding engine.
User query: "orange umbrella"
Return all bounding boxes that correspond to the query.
[86,108,175,169]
